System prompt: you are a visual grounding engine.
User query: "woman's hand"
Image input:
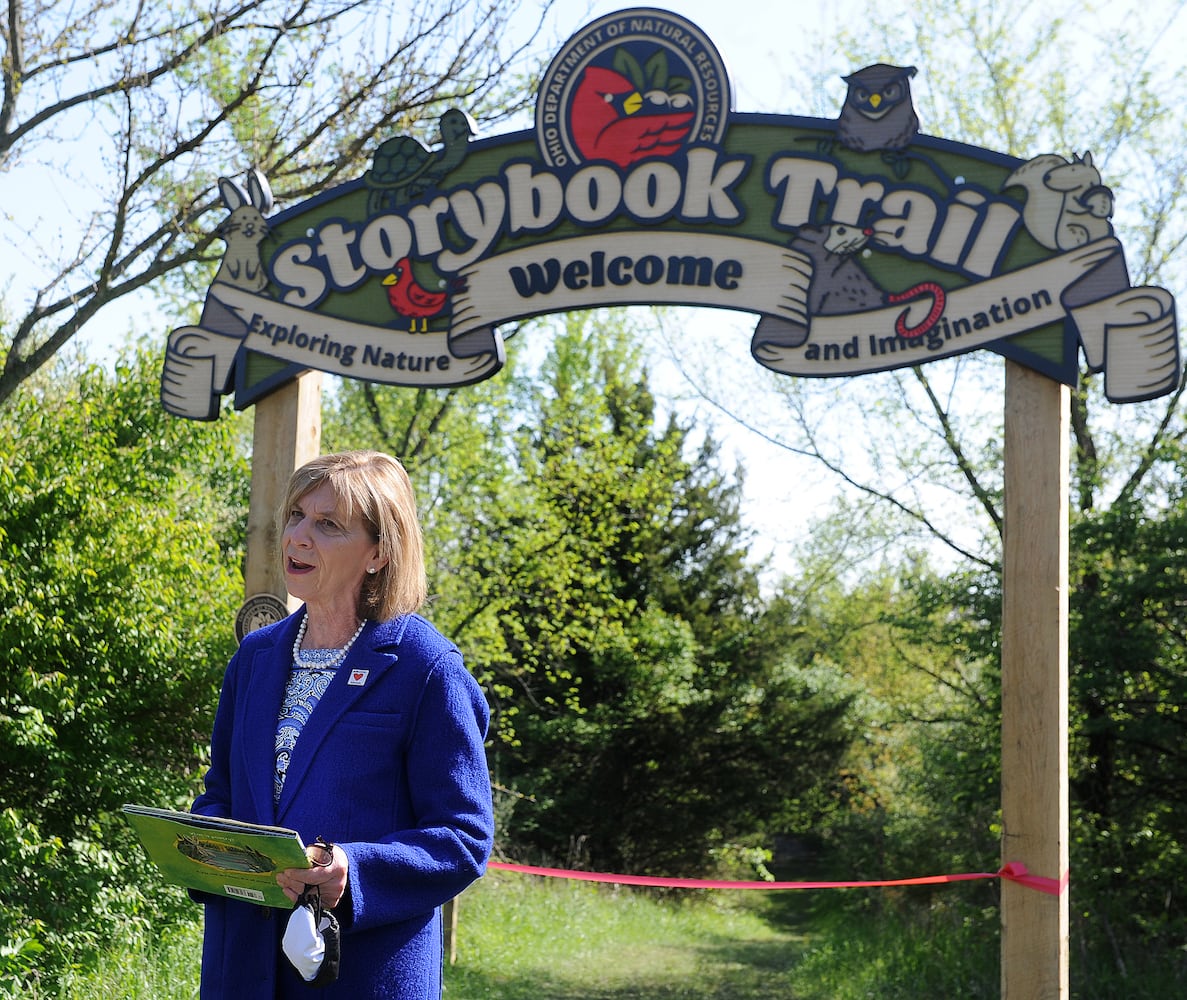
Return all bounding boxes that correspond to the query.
[277,841,349,909]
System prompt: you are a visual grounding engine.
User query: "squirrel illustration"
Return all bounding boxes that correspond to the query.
[1004,152,1113,251]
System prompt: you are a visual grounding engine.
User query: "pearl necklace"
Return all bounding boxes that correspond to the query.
[292,613,366,670]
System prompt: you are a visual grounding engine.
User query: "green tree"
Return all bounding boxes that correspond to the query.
[0,0,551,407]
[325,311,858,876]
[1069,495,1187,951]
[0,347,249,983]
[673,0,1187,970]
[502,320,856,875]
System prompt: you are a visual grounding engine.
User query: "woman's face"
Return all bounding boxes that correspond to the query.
[282,482,384,615]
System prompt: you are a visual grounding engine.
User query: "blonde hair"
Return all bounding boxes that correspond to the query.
[282,450,427,621]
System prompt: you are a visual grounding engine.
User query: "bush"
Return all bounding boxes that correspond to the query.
[0,349,248,987]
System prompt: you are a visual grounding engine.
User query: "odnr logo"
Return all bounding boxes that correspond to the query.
[536,7,730,169]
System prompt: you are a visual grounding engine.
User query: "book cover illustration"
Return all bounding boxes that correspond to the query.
[123,804,310,908]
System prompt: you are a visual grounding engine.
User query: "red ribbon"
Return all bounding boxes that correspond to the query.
[487,860,1067,896]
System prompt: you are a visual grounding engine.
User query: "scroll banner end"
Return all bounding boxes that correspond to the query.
[751,315,811,364]
[1071,287,1180,402]
[161,318,246,420]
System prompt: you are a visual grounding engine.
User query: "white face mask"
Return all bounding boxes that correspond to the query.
[282,888,340,984]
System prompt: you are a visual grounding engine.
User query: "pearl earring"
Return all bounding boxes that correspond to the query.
[367,567,377,574]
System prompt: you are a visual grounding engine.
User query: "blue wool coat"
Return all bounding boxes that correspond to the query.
[192,611,494,1000]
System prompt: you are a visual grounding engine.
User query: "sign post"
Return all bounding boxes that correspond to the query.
[1001,360,1070,996]
[241,370,322,631]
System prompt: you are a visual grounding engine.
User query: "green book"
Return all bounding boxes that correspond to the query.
[123,804,310,908]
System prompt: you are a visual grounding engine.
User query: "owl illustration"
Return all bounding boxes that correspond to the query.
[836,63,919,153]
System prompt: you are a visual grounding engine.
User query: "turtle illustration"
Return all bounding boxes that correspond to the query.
[364,108,476,214]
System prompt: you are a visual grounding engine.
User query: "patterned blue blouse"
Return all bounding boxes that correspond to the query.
[274,649,340,804]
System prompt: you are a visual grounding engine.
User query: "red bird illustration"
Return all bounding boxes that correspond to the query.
[570,66,693,167]
[382,257,447,331]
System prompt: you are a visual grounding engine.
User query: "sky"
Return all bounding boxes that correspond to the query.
[537,0,859,112]
[19,0,1187,581]
[515,0,882,574]
[521,0,897,574]
[47,0,872,580]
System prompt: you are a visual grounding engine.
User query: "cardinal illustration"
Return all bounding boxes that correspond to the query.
[382,258,447,331]
[570,65,693,167]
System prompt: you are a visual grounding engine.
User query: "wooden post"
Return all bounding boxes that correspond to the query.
[1000,360,1070,998]
[443,896,460,965]
[244,372,323,608]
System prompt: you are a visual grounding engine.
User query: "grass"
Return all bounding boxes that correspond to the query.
[14,871,819,1000]
[12,869,1187,998]
[445,870,812,999]
[17,921,202,1000]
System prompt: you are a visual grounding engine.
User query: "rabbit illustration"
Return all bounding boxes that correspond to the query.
[212,168,273,292]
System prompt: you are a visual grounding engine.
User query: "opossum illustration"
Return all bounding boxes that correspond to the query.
[791,225,945,338]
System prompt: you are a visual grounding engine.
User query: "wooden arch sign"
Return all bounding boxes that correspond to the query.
[161,9,1178,996]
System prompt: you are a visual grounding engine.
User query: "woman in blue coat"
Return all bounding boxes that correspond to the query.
[192,450,494,999]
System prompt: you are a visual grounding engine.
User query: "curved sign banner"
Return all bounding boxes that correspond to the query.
[162,7,1179,420]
